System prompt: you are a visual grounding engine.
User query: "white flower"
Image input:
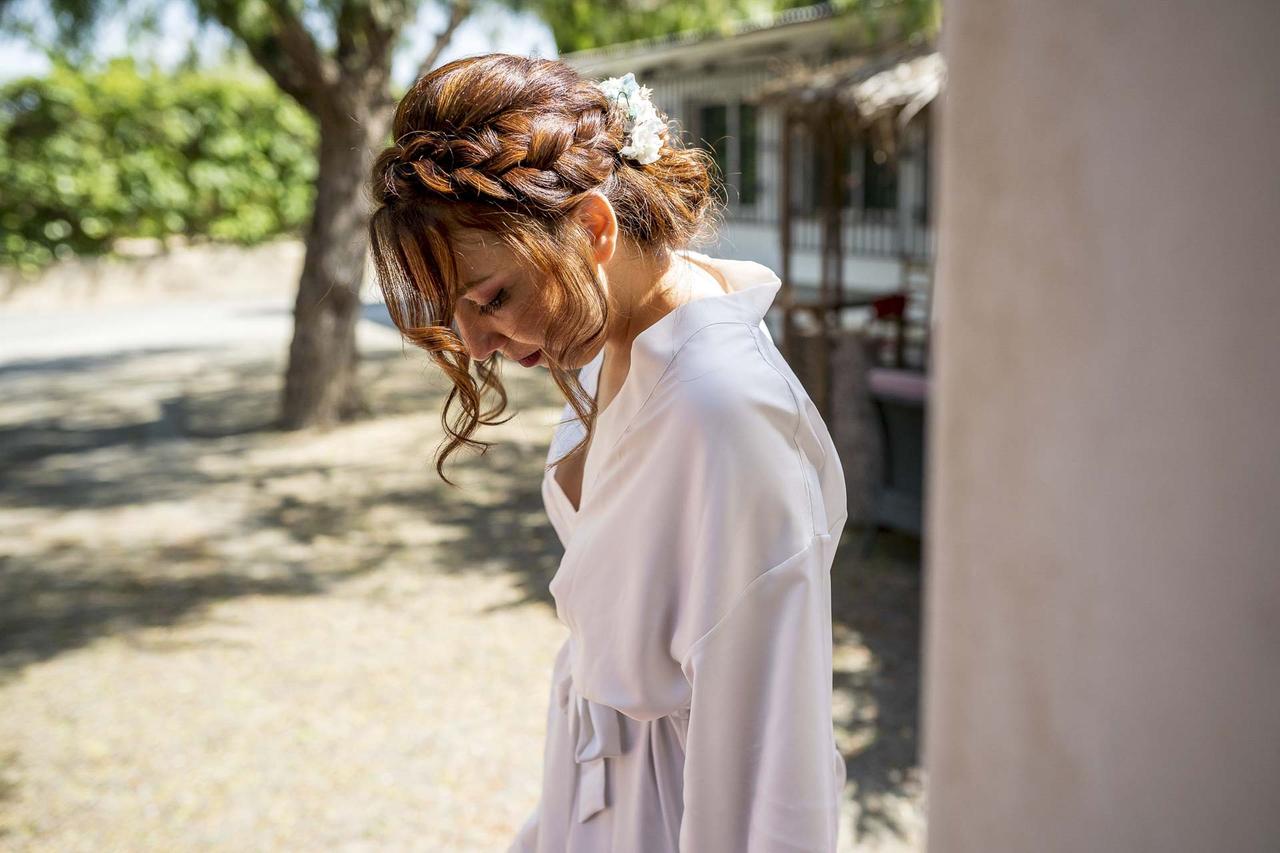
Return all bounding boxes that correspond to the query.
[594,72,668,165]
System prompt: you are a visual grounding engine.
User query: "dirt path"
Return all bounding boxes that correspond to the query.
[0,242,924,851]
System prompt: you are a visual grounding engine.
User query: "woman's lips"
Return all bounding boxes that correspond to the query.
[518,349,542,367]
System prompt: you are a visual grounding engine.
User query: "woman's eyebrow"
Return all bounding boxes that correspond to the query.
[460,272,493,294]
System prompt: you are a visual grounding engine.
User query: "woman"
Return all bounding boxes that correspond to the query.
[367,53,848,853]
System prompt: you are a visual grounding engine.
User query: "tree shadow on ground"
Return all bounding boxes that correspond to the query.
[0,546,398,689]
[831,524,924,846]
[0,343,566,688]
[0,340,923,839]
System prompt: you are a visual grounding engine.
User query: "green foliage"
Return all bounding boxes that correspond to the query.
[515,0,763,54]
[816,0,941,41]
[524,0,940,55]
[0,56,317,274]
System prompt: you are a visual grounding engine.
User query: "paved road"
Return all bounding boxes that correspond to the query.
[0,295,398,366]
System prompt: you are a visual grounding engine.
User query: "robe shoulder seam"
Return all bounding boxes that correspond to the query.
[745,320,822,538]
[649,320,765,415]
[663,320,818,539]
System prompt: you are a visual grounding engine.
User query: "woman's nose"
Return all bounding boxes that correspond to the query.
[454,315,505,362]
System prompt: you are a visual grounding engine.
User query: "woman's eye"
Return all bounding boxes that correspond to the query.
[478,287,507,316]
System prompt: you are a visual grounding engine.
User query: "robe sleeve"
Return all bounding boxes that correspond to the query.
[677,540,844,853]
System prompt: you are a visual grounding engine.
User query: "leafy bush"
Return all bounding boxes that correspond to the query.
[0,57,317,274]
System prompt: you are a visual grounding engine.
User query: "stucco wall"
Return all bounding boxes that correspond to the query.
[924,2,1280,851]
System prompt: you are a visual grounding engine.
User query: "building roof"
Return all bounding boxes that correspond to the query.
[754,41,945,124]
[559,2,847,76]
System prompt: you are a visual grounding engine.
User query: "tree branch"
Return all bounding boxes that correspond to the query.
[195,0,320,110]
[261,0,341,91]
[335,0,362,74]
[337,0,411,80]
[412,0,471,85]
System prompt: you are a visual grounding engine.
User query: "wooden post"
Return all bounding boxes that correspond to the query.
[816,101,846,423]
[779,105,795,364]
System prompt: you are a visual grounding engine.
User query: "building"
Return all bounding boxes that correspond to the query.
[560,2,940,356]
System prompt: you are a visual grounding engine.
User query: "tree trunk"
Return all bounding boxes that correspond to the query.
[280,101,391,429]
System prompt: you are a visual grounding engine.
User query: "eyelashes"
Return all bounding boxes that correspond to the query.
[477,286,507,316]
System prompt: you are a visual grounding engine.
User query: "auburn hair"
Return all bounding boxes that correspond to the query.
[367,53,722,485]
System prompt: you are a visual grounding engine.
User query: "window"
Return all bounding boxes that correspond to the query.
[694,101,759,209]
[739,103,758,206]
[861,140,898,211]
[697,104,728,203]
[916,116,932,225]
[790,128,899,216]
[788,123,819,215]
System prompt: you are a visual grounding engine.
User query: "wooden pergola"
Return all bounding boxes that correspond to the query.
[753,43,944,419]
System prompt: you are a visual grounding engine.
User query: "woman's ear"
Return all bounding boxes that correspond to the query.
[571,191,618,265]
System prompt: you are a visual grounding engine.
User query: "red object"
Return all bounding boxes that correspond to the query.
[864,292,910,368]
[871,293,907,319]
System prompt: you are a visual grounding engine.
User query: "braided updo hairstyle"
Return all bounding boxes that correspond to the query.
[367,53,721,485]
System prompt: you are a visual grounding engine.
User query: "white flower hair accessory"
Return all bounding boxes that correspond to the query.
[593,72,668,165]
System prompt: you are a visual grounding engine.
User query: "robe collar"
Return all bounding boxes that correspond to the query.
[577,250,783,512]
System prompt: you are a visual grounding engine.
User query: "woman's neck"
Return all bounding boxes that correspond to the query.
[598,243,725,357]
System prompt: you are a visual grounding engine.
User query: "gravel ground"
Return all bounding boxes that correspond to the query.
[0,241,924,851]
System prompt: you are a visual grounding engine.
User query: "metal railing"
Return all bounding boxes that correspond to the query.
[728,205,935,260]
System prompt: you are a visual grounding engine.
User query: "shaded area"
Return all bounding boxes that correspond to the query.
[0,327,923,848]
[832,526,924,845]
[0,551,388,683]
[0,342,567,684]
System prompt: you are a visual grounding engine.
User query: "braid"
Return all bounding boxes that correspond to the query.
[379,99,618,212]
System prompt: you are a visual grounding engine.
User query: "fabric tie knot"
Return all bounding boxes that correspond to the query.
[556,671,626,823]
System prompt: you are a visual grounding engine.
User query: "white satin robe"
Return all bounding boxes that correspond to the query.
[508,250,849,853]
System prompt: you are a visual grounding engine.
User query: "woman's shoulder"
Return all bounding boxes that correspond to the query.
[649,317,846,535]
[660,319,803,428]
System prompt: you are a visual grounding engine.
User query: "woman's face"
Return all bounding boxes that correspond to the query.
[449,229,557,369]
[448,196,615,370]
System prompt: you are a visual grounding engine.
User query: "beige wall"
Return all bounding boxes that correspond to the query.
[924,2,1280,851]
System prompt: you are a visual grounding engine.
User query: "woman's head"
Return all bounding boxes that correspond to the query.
[367,53,720,484]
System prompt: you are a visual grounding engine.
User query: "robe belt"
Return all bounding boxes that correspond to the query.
[555,670,625,823]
